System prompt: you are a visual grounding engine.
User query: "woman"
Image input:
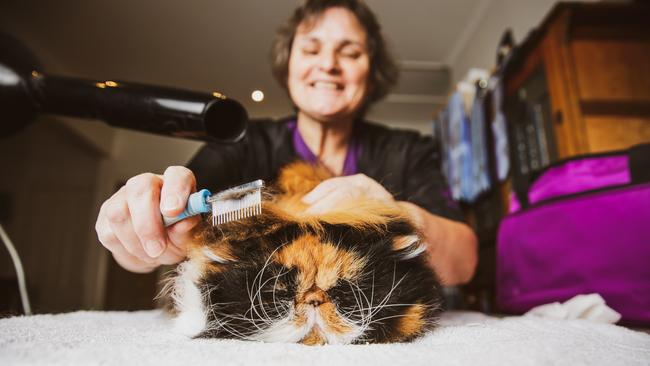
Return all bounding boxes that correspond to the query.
[95,0,478,286]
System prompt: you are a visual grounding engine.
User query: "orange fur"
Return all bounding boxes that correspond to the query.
[394,304,426,340]
[275,234,365,292]
[276,161,332,197]
[318,302,356,336]
[301,328,325,345]
[272,161,413,231]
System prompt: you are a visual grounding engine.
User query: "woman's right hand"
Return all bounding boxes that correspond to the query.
[95,166,201,273]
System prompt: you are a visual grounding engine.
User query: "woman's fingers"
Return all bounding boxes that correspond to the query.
[102,187,156,262]
[97,215,157,273]
[160,166,196,216]
[95,167,199,273]
[305,190,347,214]
[302,174,395,214]
[124,173,168,258]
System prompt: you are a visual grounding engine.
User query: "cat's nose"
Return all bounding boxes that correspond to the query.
[303,286,328,307]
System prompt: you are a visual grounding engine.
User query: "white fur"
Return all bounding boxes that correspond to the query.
[251,306,363,344]
[398,235,427,260]
[202,247,230,263]
[172,261,207,337]
[251,309,313,343]
[314,309,364,345]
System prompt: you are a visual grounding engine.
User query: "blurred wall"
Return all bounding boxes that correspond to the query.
[449,0,599,84]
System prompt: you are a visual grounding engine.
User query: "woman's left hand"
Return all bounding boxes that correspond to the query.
[302,174,395,214]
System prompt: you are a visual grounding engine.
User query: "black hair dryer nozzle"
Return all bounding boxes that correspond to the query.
[0,34,248,143]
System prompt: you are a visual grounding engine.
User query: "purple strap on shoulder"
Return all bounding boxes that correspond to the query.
[287,120,360,176]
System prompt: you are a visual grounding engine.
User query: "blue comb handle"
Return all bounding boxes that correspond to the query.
[162,189,212,227]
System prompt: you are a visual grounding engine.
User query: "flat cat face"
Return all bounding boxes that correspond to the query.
[167,163,443,344]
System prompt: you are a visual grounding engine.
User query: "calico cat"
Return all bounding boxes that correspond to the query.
[165,162,443,344]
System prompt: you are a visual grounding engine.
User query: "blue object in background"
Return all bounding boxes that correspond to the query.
[469,87,491,201]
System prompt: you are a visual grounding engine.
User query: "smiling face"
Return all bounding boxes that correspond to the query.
[287,7,371,123]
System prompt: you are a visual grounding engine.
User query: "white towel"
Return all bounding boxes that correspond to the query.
[1,310,648,366]
[525,294,622,324]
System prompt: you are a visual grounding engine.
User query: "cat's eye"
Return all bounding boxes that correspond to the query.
[265,282,287,294]
[261,267,296,296]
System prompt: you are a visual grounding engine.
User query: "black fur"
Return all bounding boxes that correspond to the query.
[192,213,443,343]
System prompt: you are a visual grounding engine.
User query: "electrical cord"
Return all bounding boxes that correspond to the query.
[0,222,32,315]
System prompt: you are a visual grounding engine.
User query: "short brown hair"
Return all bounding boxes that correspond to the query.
[271,0,399,110]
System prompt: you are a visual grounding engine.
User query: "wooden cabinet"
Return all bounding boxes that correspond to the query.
[502,2,650,176]
[460,3,649,312]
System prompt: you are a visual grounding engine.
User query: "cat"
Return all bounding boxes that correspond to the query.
[164,162,443,345]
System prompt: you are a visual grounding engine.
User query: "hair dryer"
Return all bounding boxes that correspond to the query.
[0,32,248,143]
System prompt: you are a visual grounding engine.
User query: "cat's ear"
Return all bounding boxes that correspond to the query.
[392,234,428,260]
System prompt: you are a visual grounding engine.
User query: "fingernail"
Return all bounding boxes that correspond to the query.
[145,240,164,258]
[162,195,180,212]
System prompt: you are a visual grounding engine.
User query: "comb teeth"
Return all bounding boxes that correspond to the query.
[211,184,263,225]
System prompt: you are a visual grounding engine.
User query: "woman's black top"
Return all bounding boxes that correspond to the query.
[187,118,462,222]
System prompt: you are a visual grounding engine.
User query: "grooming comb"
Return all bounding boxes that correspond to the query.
[162,179,264,227]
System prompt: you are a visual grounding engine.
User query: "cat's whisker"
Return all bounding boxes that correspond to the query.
[344,279,372,331]
[343,265,409,337]
[203,290,254,340]
[205,301,242,306]
[253,278,279,324]
[353,278,373,328]
[346,280,364,322]
[251,243,289,325]
[339,286,362,326]
[203,289,230,335]
[252,271,272,324]
[249,268,269,323]
[368,271,376,327]
[368,270,408,321]
[366,265,397,321]
[342,301,427,329]
[271,268,290,315]
[255,271,288,316]
[344,303,422,313]
[343,281,363,319]
[207,318,256,340]
[244,273,268,329]
[215,312,271,325]
[243,290,273,327]
[366,313,415,326]
[208,304,272,340]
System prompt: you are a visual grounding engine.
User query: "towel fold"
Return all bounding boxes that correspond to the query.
[525,293,622,323]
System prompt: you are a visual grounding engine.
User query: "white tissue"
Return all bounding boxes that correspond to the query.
[524,293,622,324]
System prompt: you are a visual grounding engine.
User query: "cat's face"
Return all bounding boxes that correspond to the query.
[167,163,443,344]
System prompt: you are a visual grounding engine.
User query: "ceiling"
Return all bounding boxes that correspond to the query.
[1,0,491,126]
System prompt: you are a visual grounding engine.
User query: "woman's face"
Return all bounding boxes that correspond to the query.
[288,7,370,123]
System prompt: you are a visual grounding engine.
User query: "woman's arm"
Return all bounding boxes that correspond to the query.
[302,173,479,286]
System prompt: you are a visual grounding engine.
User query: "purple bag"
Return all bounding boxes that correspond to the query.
[496,144,650,325]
